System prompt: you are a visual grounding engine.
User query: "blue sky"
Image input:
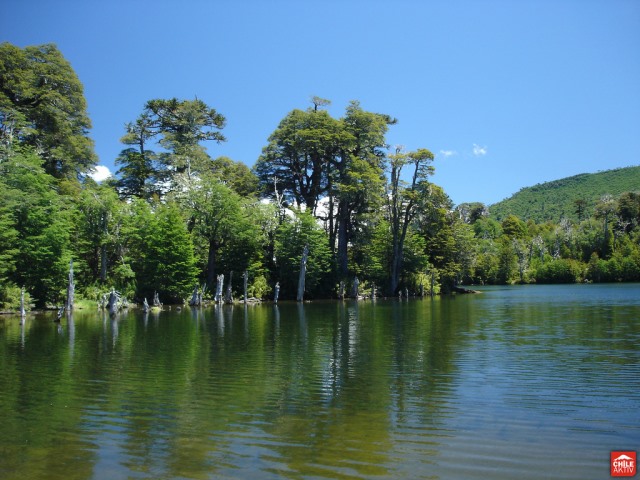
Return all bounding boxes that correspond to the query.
[2,0,639,206]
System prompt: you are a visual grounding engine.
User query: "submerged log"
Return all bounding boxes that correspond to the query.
[453,286,481,294]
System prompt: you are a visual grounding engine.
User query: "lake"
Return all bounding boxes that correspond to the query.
[1,284,639,479]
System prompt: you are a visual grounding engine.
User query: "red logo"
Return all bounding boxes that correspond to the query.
[611,451,637,477]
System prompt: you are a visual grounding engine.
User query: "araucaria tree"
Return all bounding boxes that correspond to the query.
[116,97,226,195]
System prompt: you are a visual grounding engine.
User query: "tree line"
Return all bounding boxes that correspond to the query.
[1,43,639,310]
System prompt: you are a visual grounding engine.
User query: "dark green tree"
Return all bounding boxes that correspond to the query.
[0,42,96,178]
[0,149,73,305]
[386,147,434,294]
[145,202,198,302]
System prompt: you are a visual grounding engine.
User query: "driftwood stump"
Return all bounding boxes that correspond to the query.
[20,287,26,321]
[224,271,234,304]
[297,244,308,302]
[215,274,224,304]
[352,277,359,299]
[189,285,200,306]
[242,271,248,304]
[66,259,75,311]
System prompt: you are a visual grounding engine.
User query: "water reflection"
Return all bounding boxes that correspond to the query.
[0,285,639,479]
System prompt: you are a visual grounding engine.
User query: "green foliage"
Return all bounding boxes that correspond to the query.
[501,214,527,238]
[0,284,31,311]
[0,42,96,178]
[248,274,270,299]
[0,149,73,306]
[534,258,585,284]
[148,202,198,303]
[489,166,640,223]
[274,210,334,299]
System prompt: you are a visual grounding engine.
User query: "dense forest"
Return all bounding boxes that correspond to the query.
[489,166,640,223]
[1,43,640,310]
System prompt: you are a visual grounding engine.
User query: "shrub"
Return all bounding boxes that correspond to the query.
[535,259,585,283]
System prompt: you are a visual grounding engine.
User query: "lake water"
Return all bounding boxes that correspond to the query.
[1,284,639,479]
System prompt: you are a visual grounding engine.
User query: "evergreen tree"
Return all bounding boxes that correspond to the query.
[0,42,96,178]
[147,202,198,303]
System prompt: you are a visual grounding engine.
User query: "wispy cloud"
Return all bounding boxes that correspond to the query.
[89,165,112,182]
[473,144,487,156]
[439,149,457,158]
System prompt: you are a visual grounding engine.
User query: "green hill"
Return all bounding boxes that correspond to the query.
[489,165,640,222]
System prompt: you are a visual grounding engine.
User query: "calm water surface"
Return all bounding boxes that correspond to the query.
[1,284,639,479]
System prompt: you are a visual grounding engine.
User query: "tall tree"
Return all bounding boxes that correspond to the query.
[254,100,394,280]
[146,98,226,181]
[115,113,158,198]
[0,43,96,178]
[117,98,226,195]
[332,101,395,277]
[386,147,434,294]
[254,105,345,212]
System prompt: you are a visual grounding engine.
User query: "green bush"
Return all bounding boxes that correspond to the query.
[535,259,585,283]
[0,284,32,311]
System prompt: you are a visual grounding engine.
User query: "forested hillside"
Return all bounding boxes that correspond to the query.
[489,166,640,222]
[2,43,640,311]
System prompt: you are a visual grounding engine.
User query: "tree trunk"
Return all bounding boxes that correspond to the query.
[243,271,248,303]
[337,213,349,278]
[67,259,75,311]
[224,271,234,303]
[20,287,26,319]
[297,244,308,302]
[215,274,224,304]
[389,242,401,295]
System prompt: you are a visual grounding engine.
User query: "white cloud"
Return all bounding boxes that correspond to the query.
[89,165,112,182]
[439,149,457,158]
[472,144,487,156]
